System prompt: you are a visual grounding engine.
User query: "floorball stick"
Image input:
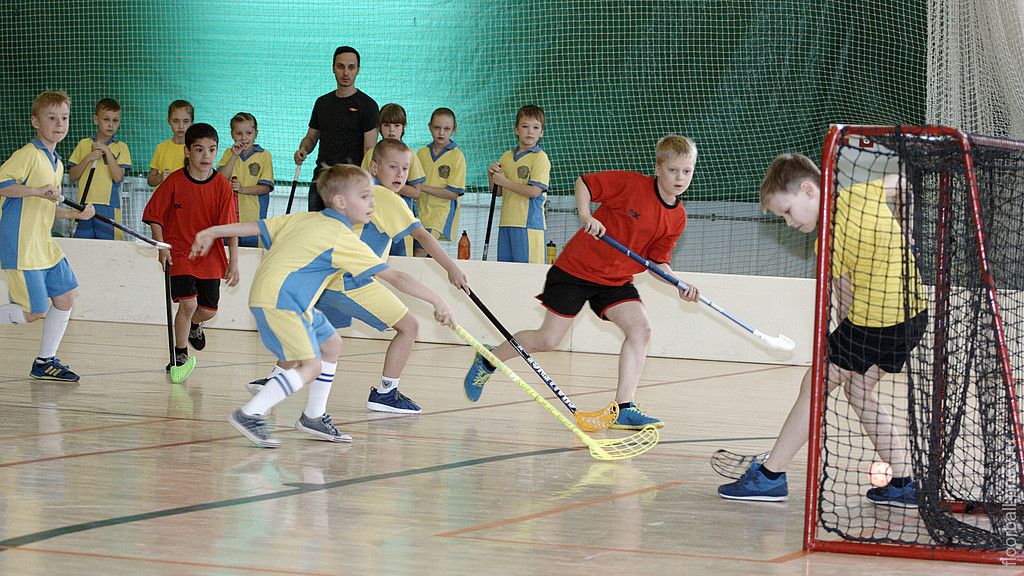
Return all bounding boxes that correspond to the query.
[710,449,771,479]
[599,234,796,351]
[465,288,618,431]
[164,264,196,383]
[70,159,99,236]
[451,323,659,460]
[285,164,301,214]
[481,183,498,261]
[61,198,170,249]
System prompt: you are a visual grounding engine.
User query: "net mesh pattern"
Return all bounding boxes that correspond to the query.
[814,126,1024,558]
[0,0,929,276]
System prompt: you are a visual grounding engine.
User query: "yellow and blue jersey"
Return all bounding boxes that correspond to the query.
[497,144,550,230]
[217,146,274,247]
[68,137,132,208]
[250,209,388,314]
[416,141,465,241]
[327,182,421,292]
[150,139,185,186]
[0,139,66,270]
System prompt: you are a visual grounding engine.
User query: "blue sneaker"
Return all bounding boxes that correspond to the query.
[463,345,495,402]
[718,462,788,501]
[30,357,79,382]
[867,480,918,508]
[609,403,664,430]
[367,387,421,414]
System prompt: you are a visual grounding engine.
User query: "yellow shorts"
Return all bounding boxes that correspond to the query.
[315,279,409,330]
[250,307,336,362]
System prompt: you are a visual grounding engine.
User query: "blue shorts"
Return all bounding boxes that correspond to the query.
[72,205,122,240]
[4,258,79,314]
[497,227,545,264]
[315,280,409,330]
[250,307,336,362]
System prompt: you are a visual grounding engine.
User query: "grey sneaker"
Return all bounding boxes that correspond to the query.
[296,412,352,443]
[228,408,280,448]
[245,377,269,397]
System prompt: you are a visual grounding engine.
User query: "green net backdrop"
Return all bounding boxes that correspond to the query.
[0,0,927,277]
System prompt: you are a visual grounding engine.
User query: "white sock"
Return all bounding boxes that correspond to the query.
[0,303,27,325]
[243,369,303,416]
[38,306,71,359]
[379,376,399,393]
[304,361,337,418]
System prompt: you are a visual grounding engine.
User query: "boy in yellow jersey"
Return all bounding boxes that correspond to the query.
[249,138,469,414]
[216,112,274,247]
[68,98,132,240]
[415,107,465,256]
[191,164,454,447]
[718,153,927,505]
[490,105,551,263]
[148,100,193,189]
[0,91,95,382]
[360,103,426,256]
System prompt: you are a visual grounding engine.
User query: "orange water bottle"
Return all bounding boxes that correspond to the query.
[458,231,471,259]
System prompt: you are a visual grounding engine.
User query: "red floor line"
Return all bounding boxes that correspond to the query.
[0,418,178,441]
[0,546,344,575]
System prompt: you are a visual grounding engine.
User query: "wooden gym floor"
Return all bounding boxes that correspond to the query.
[0,320,1019,575]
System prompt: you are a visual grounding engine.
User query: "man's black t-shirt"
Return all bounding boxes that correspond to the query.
[309,89,379,168]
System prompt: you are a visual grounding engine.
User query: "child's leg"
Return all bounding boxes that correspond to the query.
[601,300,652,404]
[174,297,198,349]
[304,333,342,418]
[382,312,418,380]
[38,290,75,359]
[844,366,910,477]
[492,309,573,362]
[762,363,846,473]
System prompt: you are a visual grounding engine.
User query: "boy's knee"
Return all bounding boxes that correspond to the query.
[394,312,419,335]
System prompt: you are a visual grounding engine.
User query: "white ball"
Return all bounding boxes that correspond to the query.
[867,461,893,487]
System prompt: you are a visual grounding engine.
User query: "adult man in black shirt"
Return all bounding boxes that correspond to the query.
[295,46,379,211]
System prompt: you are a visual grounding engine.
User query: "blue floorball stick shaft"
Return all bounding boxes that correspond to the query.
[598,233,795,351]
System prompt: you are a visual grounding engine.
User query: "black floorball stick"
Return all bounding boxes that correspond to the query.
[61,198,170,249]
[465,288,618,431]
[164,264,196,383]
[481,183,498,260]
[285,164,301,214]
[70,159,98,236]
[598,233,796,351]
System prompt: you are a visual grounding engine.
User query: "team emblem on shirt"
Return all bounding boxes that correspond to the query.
[627,209,641,220]
[517,166,531,180]
[438,165,450,178]
[249,163,261,177]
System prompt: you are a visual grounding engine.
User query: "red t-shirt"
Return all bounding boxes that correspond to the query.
[142,168,237,278]
[555,171,687,286]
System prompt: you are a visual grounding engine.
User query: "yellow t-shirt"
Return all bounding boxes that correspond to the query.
[216,145,274,225]
[68,137,132,207]
[497,145,550,230]
[828,179,927,327]
[0,140,66,270]
[250,209,388,314]
[150,139,185,189]
[416,141,465,241]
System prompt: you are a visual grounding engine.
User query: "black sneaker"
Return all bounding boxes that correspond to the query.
[188,323,206,350]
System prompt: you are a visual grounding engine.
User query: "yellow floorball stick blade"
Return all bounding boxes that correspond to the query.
[573,401,618,432]
[170,356,196,384]
[451,324,658,460]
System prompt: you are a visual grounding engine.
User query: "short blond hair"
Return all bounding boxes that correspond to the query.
[315,164,372,206]
[760,153,821,211]
[371,138,411,165]
[655,134,697,164]
[32,90,70,117]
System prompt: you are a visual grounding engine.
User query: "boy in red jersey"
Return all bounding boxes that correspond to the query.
[143,123,239,370]
[463,134,700,429]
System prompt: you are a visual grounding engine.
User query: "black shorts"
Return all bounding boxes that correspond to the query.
[170,275,221,311]
[537,266,641,320]
[828,310,928,374]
